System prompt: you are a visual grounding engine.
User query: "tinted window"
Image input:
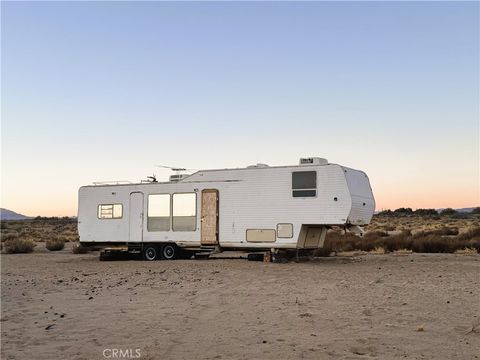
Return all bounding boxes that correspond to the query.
[292,171,316,197]
[292,171,316,189]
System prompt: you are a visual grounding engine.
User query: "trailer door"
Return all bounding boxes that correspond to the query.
[201,189,219,245]
[129,192,144,243]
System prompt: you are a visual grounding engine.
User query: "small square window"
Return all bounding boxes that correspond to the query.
[98,204,122,219]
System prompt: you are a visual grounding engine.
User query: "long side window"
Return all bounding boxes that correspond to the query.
[172,193,197,231]
[98,204,123,219]
[292,171,317,197]
[148,194,171,231]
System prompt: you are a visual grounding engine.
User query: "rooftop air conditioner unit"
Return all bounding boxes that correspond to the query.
[169,174,189,182]
[299,157,328,165]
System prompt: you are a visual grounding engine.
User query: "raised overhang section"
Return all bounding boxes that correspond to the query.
[342,167,376,225]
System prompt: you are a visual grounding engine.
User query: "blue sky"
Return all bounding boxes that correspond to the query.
[1,1,479,216]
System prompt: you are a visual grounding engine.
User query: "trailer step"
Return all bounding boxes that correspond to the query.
[195,245,222,258]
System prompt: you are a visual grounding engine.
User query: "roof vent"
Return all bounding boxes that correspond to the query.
[247,163,270,168]
[299,157,328,165]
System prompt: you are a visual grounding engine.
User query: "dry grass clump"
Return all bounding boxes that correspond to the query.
[454,248,478,256]
[1,231,20,242]
[46,237,65,251]
[393,248,413,255]
[370,246,386,255]
[2,237,36,254]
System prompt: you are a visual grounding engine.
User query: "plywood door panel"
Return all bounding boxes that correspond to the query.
[201,189,218,245]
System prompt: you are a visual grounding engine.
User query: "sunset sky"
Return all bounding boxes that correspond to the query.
[1,1,479,217]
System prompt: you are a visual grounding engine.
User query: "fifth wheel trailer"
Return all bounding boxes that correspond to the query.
[77,157,375,260]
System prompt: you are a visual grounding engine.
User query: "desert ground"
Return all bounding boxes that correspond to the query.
[1,241,479,360]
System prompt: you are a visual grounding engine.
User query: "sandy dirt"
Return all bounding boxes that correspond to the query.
[1,244,479,360]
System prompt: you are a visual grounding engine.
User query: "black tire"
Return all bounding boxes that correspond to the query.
[143,244,159,261]
[161,243,177,260]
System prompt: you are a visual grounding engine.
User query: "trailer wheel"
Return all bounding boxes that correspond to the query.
[161,243,177,260]
[143,245,159,261]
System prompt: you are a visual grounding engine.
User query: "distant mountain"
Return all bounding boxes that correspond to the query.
[437,207,477,213]
[453,207,477,213]
[0,208,32,220]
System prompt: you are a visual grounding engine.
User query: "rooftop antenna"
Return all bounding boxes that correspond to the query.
[141,174,158,183]
[155,165,196,174]
[147,174,157,182]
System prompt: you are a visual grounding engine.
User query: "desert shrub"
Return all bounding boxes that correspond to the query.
[3,238,36,254]
[381,225,396,232]
[450,212,470,219]
[314,246,333,257]
[1,231,19,242]
[414,208,438,216]
[427,227,459,236]
[454,228,480,252]
[440,208,457,216]
[393,208,414,216]
[71,242,89,254]
[441,227,459,236]
[46,238,65,251]
[318,231,384,254]
[363,230,389,240]
[315,227,480,256]
[379,230,410,252]
[411,234,453,253]
[456,227,480,241]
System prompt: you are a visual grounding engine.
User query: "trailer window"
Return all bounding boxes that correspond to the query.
[97,204,123,219]
[292,171,317,197]
[148,194,171,231]
[172,193,196,231]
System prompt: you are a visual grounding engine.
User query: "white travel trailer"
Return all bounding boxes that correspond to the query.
[78,158,375,260]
